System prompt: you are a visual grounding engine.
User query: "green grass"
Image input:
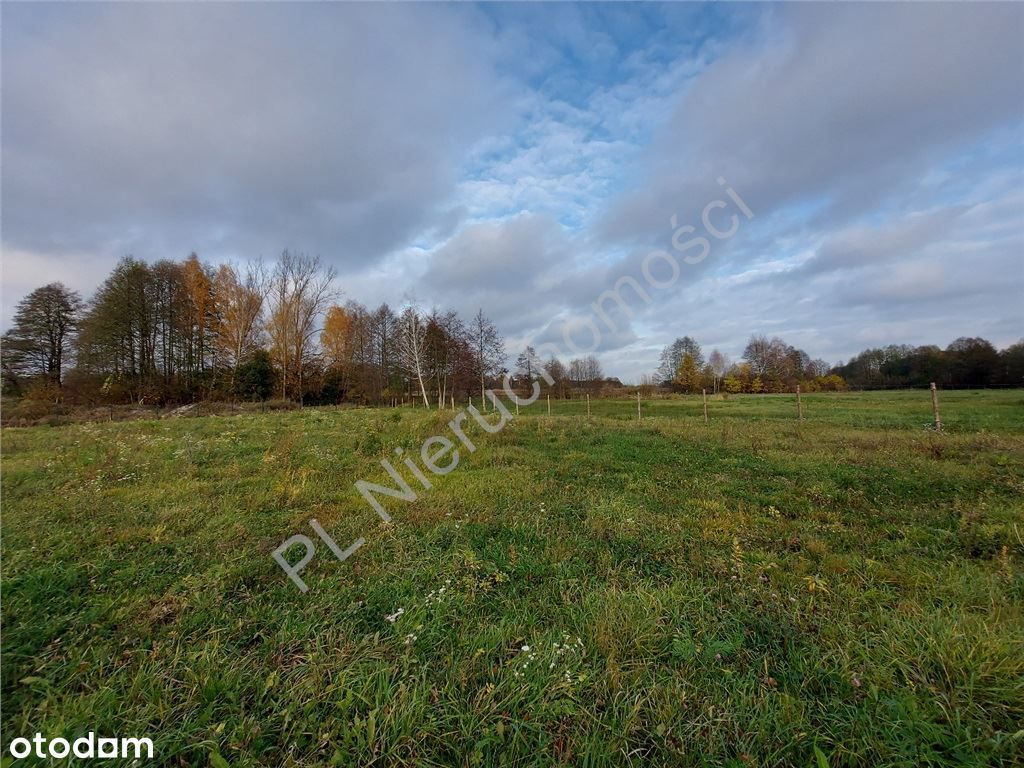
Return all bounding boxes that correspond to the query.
[2,391,1023,766]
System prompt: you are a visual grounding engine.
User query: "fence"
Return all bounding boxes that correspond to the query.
[392,383,963,432]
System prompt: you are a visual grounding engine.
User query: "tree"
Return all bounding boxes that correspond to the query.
[832,338,1006,390]
[807,358,831,379]
[673,353,701,393]
[1,282,83,390]
[234,349,275,401]
[569,355,603,391]
[998,340,1024,387]
[582,355,603,384]
[742,335,773,377]
[321,304,354,369]
[657,337,703,385]
[515,346,538,384]
[708,349,729,394]
[723,375,743,394]
[320,304,355,401]
[181,253,216,381]
[265,251,338,401]
[742,335,810,390]
[424,309,465,408]
[568,358,584,388]
[75,257,159,402]
[945,337,999,388]
[398,303,430,408]
[568,356,602,390]
[368,304,398,403]
[213,261,267,387]
[469,309,504,404]
[545,357,569,398]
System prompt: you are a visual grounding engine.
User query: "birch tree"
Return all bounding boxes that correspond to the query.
[398,304,430,408]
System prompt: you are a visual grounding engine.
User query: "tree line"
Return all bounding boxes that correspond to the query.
[1,252,510,407]
[833,338,1024,390]
[650,334,1024,394]
[1,252,617,407]
[3,253,1021,406]
[647,335,843,394]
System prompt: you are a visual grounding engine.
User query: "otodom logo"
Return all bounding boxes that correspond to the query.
[6,732,154,761]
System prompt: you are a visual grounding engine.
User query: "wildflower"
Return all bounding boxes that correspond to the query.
[521,645,530,652]
[385,608,405,623]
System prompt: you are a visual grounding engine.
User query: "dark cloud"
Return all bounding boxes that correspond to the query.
[2,3,508,264]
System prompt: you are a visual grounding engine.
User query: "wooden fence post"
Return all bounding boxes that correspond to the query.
[587,393,591,418]
[547,394,551,415]
[702,388,709,424]
[931,382,941,432]
[637,391,641,421]
[796,385,803,423]
[515,395,519,416]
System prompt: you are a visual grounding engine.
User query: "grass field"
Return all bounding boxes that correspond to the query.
[2,390,1023,766]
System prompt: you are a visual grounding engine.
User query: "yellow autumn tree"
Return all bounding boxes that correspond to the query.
[181,253,214,377]
[321,304,353,369]
[264,251,338,400]
[673,353,701,394]
[213,261,266,382]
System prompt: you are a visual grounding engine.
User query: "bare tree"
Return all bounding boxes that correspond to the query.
[582,355,603,385]
[397,303,430,408]
[369,304,398,403]
[545,356,569,398]
[469,308,504,406]
[424,309,465,408]
[708,349,729,394]
[569,355,603,391]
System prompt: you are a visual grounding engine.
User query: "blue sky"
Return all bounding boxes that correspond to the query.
[3,2,1022,379]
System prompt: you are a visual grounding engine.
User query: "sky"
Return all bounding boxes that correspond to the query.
[3,2,1022,380]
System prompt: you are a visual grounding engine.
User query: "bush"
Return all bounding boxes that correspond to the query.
[234,350,276,401]
[4,397,71,424]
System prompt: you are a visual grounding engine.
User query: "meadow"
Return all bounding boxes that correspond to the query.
[2,390,1023,766]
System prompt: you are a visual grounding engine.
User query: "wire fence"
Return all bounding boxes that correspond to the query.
[400,386,1023,434]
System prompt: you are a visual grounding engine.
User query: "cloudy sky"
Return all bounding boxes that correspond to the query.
[3,2,1022,378]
